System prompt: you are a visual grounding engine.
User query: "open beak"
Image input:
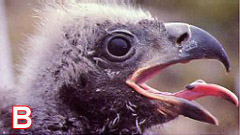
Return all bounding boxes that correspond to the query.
[126,23,238,125]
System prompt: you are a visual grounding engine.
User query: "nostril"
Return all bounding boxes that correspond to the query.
[176,32,189,45]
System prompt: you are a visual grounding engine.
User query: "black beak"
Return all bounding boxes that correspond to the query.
[165,23,230,72]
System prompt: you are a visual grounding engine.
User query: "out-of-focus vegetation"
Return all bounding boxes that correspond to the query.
[4,0,239,134]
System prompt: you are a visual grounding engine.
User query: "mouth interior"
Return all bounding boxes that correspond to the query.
[126,60,238,124]
[134,62,238,103]
[136,62,197,96]
[138,65,177,96]
[133,62,187,96]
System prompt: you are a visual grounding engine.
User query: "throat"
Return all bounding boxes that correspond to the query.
[85,115,144,134]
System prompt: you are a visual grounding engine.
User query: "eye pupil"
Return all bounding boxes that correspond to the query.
[107,38,131,56]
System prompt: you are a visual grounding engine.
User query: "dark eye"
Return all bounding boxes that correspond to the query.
[102,31,136,62]
[107,37,131,56]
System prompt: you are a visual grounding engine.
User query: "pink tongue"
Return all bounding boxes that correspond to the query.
[174,80,239,106]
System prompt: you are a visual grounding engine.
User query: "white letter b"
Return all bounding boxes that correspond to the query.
[12,105,32,129]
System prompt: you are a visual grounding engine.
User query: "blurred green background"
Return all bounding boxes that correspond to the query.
[4,0,239,134]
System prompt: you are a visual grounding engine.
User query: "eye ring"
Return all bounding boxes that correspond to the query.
[103,32,135,62]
